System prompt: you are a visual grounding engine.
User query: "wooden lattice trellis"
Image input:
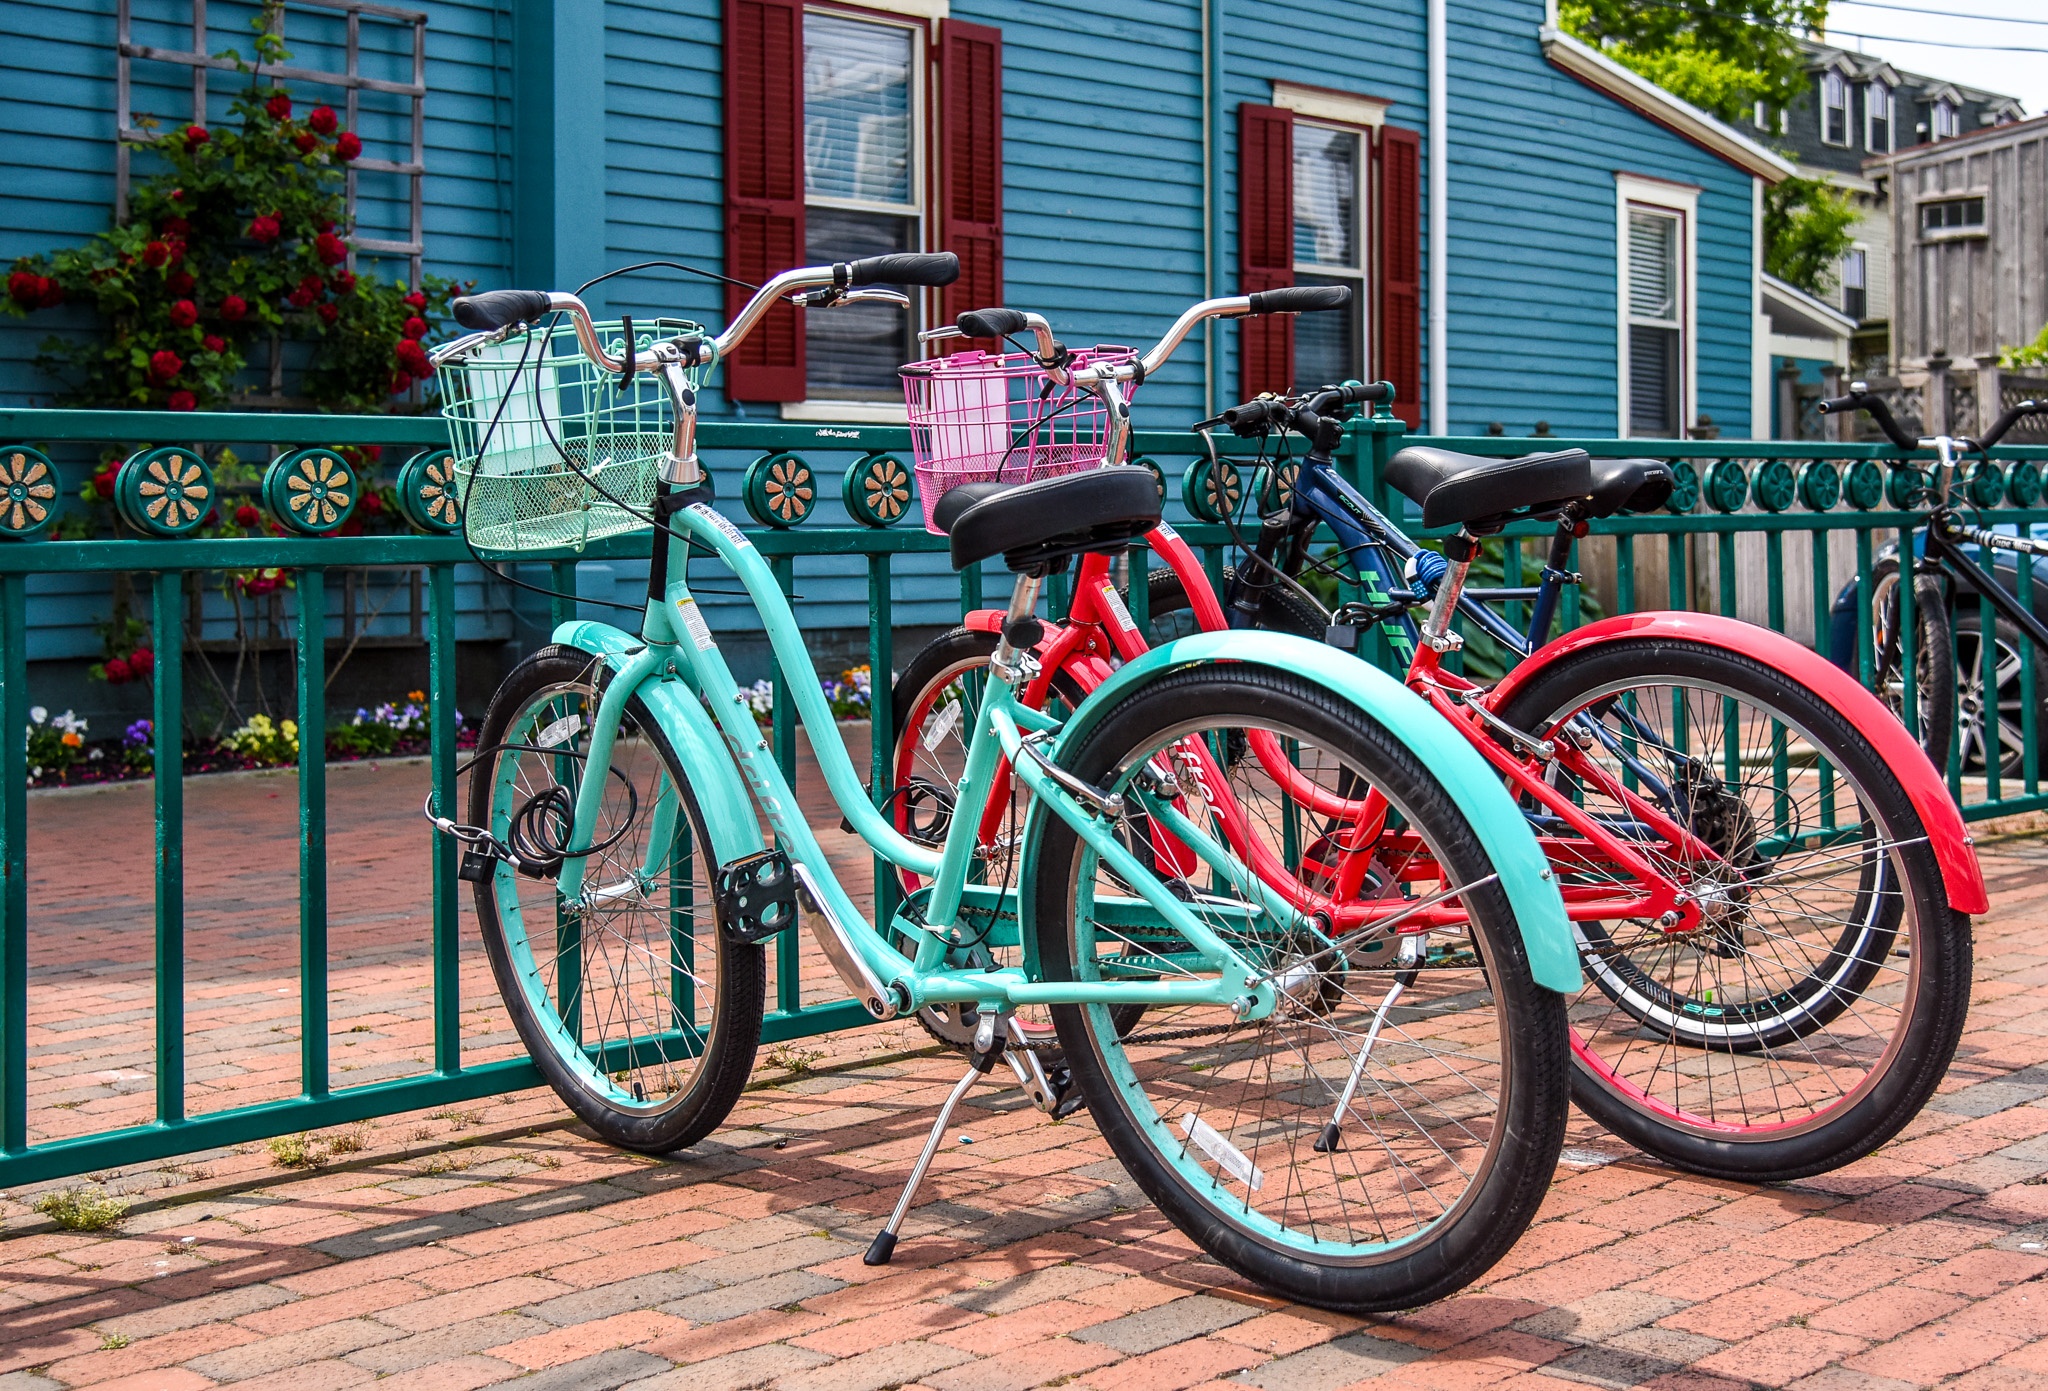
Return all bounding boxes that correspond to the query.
[115,0,429,289]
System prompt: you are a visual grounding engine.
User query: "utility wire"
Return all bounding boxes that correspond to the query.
[1831,1,2048,27]
[1823,26,2048,52]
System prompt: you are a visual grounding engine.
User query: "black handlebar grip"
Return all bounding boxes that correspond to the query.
[1248,284,1352,315]
[843,252,960,287]
[956,307,1031,339]
[1332,381,1395,406]
[1220,400,1280,433]
[452,290,555,331]
[1815,396,1858,414]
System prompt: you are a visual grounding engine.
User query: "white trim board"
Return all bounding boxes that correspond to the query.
[1616,172,1699,440]
[1271,81,1389,129]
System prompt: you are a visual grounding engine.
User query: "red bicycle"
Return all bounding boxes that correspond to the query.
[893,313,1984,1182]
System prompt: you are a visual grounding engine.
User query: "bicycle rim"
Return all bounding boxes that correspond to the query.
[1537,674,1925,1138]
[483,680,724,1115]
[1052,700,1526,1262]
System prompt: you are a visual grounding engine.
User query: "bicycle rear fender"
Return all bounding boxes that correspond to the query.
[550,620,768,869]
[1036,629,1581,994]
[1489,612,1987,914]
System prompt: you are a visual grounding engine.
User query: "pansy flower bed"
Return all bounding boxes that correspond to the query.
[24,691,475,789]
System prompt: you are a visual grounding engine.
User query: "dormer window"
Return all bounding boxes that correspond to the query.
[1932,98,1958,141]
[1821,71,1849,146]
[1866,82,1891,153]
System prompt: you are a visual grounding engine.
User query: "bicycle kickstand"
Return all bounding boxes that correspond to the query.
[865,1014,1004,1266]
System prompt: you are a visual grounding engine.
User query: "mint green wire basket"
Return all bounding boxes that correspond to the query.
[435,317,710,555]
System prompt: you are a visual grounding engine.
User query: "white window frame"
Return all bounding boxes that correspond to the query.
[1865,82,1892,154]
[1288,117,1371,387]
[1820,71,1849,147]
[1918,194,1987,242]
[1841,245,1867,318]
[784,4,929,420]
[1931,99,1958,141]
[1615,172,1698,441]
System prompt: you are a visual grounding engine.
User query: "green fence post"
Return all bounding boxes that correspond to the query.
[1855,528,1875,688]
[0,574,26,1155]
[152,571,186,1124]
[430,564,461,1075]
[297,569,329,1099]
[869,551,898,928]
[2024,550,2039,800]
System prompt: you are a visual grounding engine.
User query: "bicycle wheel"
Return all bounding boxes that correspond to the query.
[1032,664,1569,1312]
[468,645,765,1153]
[1492,637,1971,1181]
[889,626,1127,1050]
[1872,564,1955,769]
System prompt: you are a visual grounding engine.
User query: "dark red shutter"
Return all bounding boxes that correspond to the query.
[723,0,805,401]
[1239,104,1294,400]
[1375,124,1421,429]
[940,20,1003,351]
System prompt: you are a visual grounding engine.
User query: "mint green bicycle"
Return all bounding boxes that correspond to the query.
[428,254,1581,1311]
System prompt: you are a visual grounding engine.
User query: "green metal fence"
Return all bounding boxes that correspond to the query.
[3,404,2045,1187]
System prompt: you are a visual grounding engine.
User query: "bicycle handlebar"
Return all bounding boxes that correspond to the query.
[843,252,960,287]
[1248,284,1352,315]
[955,307,1031,339]
[1818,381,2048,454]
[1974,399,2047,451]
[451,289,557,332]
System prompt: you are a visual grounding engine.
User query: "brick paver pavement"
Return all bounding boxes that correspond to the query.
[5,749,2048,1391]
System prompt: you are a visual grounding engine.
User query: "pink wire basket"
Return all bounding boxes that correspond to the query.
[900,345,1139,534]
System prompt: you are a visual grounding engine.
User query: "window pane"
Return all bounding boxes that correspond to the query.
[806,208,916,398]
[1628,210,1678,322]
[1842,249,1865,290]
[1629,325,1681,437]
[1293,126,1359,268]
[1293,272,1361,390]
[805,15,913,205]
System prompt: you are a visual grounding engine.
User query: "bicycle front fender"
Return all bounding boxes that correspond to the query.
[1042,629,1580,993]
[1490,611,1988,914]
[550,620,767,869]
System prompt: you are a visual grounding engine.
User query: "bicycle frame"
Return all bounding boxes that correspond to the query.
[540,500,1289,1025]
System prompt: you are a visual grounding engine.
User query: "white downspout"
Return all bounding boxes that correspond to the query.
[1428,0,1449,435]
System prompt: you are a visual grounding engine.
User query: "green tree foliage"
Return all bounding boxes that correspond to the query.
[1,4,458,410]
[2001,324,2048,369]
[1764,176,1858,295]
[1561,0,1856,297]
[1560,0,1826,122]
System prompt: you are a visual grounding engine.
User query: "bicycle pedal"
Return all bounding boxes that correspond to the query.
[715,850,800,945]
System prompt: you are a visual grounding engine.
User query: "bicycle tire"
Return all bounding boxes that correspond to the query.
[1032,663,1569,1312]
[469,645,766,1154]
[1493,637,1972,1181]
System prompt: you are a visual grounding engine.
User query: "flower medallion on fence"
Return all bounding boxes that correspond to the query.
[1964,459,2007,510]
[1752,459,1796,514]
[1664,460,1699,514]
[0,446,59,540]
[1182,457,1242,524]
[1130,455,1167,502]
[1705,459,1749,514]
[1256,459,1298,514]
[844,452,911,528]
[115,446,215,536]
[1797,460,1840,512]
[396,448,462,533]
[2009,460,2044,510]
[1843,459,1886,511]
[745,452,817,528]
[265,448,358,534]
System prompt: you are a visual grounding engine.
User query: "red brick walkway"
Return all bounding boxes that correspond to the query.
[4,755,2048,1391]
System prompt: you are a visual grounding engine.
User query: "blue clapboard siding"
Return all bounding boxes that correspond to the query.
[1442,0,1754,436]
[6,0,1767,665]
